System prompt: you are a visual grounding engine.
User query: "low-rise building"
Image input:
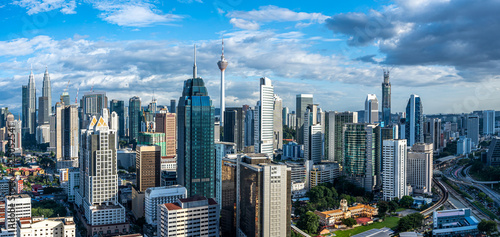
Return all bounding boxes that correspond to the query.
[17,216,76,237]
[315,199,378,226]
[432,208,479,237]
[144,185,187,225]
[157,196,219,237]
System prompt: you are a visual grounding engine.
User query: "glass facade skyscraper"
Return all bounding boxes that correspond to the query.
[382,70,391,127]
[177,53,215,198]
[405,94,423,147]
[129,96,141,142]
[110,99,125,138]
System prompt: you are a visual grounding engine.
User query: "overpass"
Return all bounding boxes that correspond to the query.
[420,178,449,217]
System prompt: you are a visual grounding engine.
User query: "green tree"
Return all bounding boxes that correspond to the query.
[397,213,424,231]
[297,211,320,234]
[342,217,357,227]
[399,195,414,208]
[388,200,399,213]
[478,192,487,200]
[378,201,388,216]
[478,220,498,236]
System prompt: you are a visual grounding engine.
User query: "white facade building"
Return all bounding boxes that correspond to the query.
[5,194,31,231]
[17,217,76,237]
[365,94,379,124]
[76,116,126,227]
[66,168,79,202]
[144,185,187,225]
[382,140,408,201]
[157,197,219,237]
[254,77,274,156]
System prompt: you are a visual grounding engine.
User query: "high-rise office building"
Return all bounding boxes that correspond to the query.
[244,108,254,147]
[237,154,291,237]
[296,94,313,144]
[405,94,424,147]
[304,104,323,164]
[467,114,479,147]
[365,94,379,124]
[217,39,228,126]
[219,155,237,236]
[76,116,127,234]
[343,123,380,191]
[382,139,408,201]
[80,91,107,129]
[155,111,177,157]
[407,143,433,194]
[282,107,289,126]
[223,107,245,152]
[287,112,296,130]
[128,96,141,142]
[483,110,495,135]
[38,97,49,125]
[177,46,215,198]
[138,132,166,157]
[169,99,176,113]
[254,77,274,156]
[62,104,79,162]
[424,118,442,151]
[110,100,125,138]
[42,67,51,112]
[158,197,219,237]
[273,95,283,150]
[333,111,358,163]
[382,70,391,126]
[22,70,36,136]
[136,145,161,192]
[60,92,70,105]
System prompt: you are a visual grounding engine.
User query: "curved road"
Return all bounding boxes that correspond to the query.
[420,178,448,217]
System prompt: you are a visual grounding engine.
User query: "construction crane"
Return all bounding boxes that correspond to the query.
[75,87,79,104]
[64,80,70,92]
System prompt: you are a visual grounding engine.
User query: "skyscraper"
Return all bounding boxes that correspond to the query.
[382,70,391,126]
[273,95,283,150]
[343,123,380,191]
[42,67,51,115]
[169,99,176,113]
[38,96,49,125]
[282,107,289,126]
[177,45,215,198]
[217,38,228,126]
[22,70,36,136]
[254,77,274,156]
[62,104,79,162]
[110,99,125,138]
[244,108,254,147]
[407,143,433,194]
[80,91,107,129]
[155,111,177,157]
[483,110,495,135]
[467,114,479,147]
[76,116,127,234]
[136,145,161,192]
[424,118,442,151]
[365,94,379,124]
[405,94,424,147]
[333,111,358,163]
[296,94,313,144]
[382,139,408,201]
[129,96,141,142]
[237,154,291,237]
[223,107,245,152]
[304,104,323,163]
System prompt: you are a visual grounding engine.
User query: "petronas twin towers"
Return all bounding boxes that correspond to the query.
[22,67,51,136]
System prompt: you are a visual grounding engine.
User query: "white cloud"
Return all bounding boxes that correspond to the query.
[227,5,328,23]
[13,0,76,15]
[93,2,182,27]
[229,18,260,30]
[0,36,53,56]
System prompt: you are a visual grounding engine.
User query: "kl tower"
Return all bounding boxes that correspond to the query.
[217,38,228,126]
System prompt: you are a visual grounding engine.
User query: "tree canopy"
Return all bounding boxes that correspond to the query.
[297,211,320,234]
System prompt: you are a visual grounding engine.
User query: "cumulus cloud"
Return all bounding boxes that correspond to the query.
[228,5,327,30]
[92,1,182,27]
[13,0,76,15]
[325,0,500,82]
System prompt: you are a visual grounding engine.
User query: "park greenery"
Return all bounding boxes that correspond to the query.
[397,213,424,231]
[478,219,498,236]
[296,211,320,234]
[435,140,457,158]
[341,217,357,227]
[32,200,66,218]
[469,160,500,181]
[283,125,295,141]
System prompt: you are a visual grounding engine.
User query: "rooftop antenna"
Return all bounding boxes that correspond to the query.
[193,44,197,78]
[90,81,94,92]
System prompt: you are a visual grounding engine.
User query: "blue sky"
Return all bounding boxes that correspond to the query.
[1,0,500,115]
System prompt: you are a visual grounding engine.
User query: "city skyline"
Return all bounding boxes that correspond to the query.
[1,0,500,115]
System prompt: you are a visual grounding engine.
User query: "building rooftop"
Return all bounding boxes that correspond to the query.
[163,203,182,211]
